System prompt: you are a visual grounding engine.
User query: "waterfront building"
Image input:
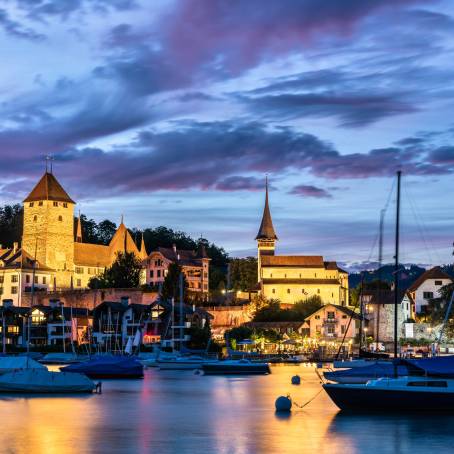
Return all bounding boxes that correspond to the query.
[255,180,349,306]
[0,171,146,305]
[144,243,210,298]
[303,303,360,342]
[407,266,452,314]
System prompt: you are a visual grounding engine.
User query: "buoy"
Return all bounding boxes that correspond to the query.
[291,375,301,385]
[275,395,292,412]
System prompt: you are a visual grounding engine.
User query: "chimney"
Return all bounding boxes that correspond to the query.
[120,296,130,306]
[13,242,18,253]
[2,299,13,308]
[49,299,61,308]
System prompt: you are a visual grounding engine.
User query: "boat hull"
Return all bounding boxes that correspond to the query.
[323,384,454,412]
[202,363,271,375]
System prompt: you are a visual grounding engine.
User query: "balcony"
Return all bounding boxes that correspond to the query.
[323,318,338,324]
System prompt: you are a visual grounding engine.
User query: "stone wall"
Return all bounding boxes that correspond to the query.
[21,288,159,309]
[206,304,253,335]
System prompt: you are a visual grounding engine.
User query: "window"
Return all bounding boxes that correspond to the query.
[272,288,275,294]
[157,270,161,278]
[315,315,320,320]
[150,270,154,278]
[204,272,208,279]
[11,286,18,294]
[33,215,37,222]
[75,267,83,274]
[32,310,45,324]
[11,275,18,283]
[0,288,3,295]
[423,292,434,299]
[77,279,81,287]
[34,276,38,284]
[203,283,208,290]
[342,315,347,319]
[287,289,290,294]
[53,201,58,207]
[26,275,30,284]
[87,268,92,274]
[327,326,335,334]
[302,289,305,293]
[29,202,34,207]
[0,276,3,284]
[58,215,63,222]
[7,326,19,334]
[42,276,46,285]
[63,203,68,208]
[327,311,335,319]
[341,325,346,334]
[435,280,442,286]
[317,289,320,294]
[39,201,43,206]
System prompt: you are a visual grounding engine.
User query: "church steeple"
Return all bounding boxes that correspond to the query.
[76,211,83,243]
[255,176,278,240]
[139,233,148,259]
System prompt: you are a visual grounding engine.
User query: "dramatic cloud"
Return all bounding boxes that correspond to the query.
[289,185,332,198]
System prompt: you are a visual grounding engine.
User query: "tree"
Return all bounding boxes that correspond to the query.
[292,295,323,319]
[161,262,188,301]
[229,257,257,291]
[0,204,23,247]
[97,220,117,245]
[187,320,212,349]
[88,252,142,289]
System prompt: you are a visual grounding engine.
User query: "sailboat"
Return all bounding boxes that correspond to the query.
[323,171,454,411]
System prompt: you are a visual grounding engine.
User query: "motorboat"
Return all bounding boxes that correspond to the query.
[39,353,88,365]
[323,376,454,412]
[158,355,218,371]
[202,359,271,375]
[324,362,410,384]
[0,368,96,393]
[61,355,144,379]
[0,356,46,375]
[332,359,388,369]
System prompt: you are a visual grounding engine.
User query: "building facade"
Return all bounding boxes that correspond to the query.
[407,267,452,314]
[256,180,349,306]
[144,244,210,298]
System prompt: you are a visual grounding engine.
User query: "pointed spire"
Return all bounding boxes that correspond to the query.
[255,176,278,240]
[76,211,83,243]
[139,233,148,259]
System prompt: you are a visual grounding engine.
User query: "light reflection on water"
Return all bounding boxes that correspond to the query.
[0,364,453,453]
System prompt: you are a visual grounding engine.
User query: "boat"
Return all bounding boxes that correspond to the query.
[323,376,454,412]
[0,368,96,393]
[139,350,181,368]
[324,362,409,384]
[39,352,88,365]
[202,359,271,375]
[332,359,385,369]
[0,356,46,375]
[61,355,144,379]
[158,355,218,370]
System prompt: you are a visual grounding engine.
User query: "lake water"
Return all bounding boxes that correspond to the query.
[0,364,453,453]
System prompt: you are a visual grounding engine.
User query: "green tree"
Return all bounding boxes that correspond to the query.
[161,262,188,301]
[229,257,257,291]
[292,295,323,319]
[187,320,212,349]
[0,204,23,247]
[88,252,142,289]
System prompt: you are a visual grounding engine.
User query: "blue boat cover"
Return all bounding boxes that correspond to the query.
[325,362,409,379]
[62,355,143,376]
[404,356,454,377]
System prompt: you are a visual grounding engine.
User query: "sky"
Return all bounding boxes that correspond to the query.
[1,0,454,270]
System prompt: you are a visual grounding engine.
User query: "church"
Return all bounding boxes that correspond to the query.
[256,181,349,306]
[0,171,147,305]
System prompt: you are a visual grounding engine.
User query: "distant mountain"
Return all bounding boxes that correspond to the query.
[349,264,454,290]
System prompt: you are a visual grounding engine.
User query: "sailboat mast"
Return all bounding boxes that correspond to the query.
[394,171,402,359]
[376,209,385,346]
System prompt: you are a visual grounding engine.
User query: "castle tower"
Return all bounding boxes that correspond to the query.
[255,177,278,282]
[22,171,76,288]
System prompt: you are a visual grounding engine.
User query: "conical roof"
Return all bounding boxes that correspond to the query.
[255,177,278,240]
[76,213,83,242]
[108,222,140,261]
[24,172,75,204]
[139,233,148,259]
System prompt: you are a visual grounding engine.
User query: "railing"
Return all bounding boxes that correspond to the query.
[323,318,338,324]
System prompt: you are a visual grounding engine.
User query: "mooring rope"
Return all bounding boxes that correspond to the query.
[290,388,324,409]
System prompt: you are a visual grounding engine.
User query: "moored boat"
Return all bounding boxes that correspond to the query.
[61,355,144,379]
[202,359,271,375]
[323,376,454,412]
[39,352,88,365]
[0,356,46,375]
[324,362,409,384]
[158,356,218,370]
[0,368,96,393]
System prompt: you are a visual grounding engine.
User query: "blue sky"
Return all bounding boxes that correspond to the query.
[1,0,454,269]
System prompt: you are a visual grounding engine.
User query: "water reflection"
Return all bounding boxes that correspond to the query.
[0,366,453,453]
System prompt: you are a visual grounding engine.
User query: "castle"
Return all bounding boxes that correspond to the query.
[0,171,210,306]
[256,180,349,306]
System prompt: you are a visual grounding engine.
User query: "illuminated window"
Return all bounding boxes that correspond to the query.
[32,310,45,324]
[7,326,19,334]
